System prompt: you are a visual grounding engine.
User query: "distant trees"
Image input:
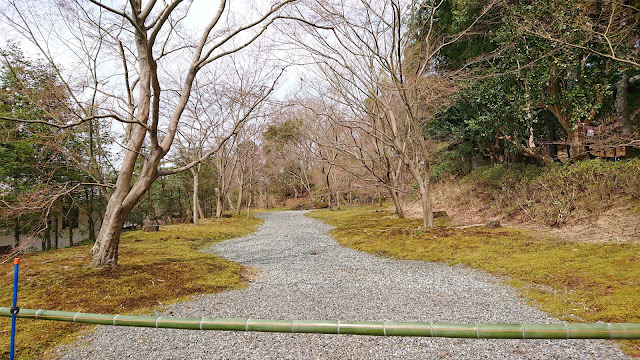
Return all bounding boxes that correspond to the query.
[0,44,106,250]
[279,0,496,228]
[1,0,638,263]
[174,55,280,223]
[263,117,312,202]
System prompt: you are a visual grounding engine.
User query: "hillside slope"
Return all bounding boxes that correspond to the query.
[423,159,640,243]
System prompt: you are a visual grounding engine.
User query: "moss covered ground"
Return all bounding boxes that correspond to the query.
[308,207,640,356]
[0,215,262,359]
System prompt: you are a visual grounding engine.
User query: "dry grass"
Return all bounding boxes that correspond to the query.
[0,215,262,359]
[430,159,640,243]
[308,207,640,356]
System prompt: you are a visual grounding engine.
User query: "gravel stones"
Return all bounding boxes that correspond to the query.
[56,211,630,359]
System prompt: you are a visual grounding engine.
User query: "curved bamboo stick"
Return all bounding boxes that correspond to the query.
[1,307,639,339]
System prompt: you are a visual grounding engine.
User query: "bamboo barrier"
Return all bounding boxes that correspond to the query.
[1,307,639,339]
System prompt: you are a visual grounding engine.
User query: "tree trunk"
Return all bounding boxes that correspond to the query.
[386,156,404,217]
[84,187,96,244]
[90,12,166,267]
[91,174,152,267]
[387,186,404,218]
[90,210,126,267]
[419,169,434,229]
[403,144,434,229]
[43,217,51,251]
[197,200,204,220]
[226,193,235,211]
[215,187,223,219]
[616,72,632,135]
[325,170,332,208]
[192,169,199,225]
[246,162,254,219]
[246,191,252,219]
[54,217,59,250]
[568,124,587,160]
[236,169,244,216]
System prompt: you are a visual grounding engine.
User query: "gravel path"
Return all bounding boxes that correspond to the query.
[57,211,629,359]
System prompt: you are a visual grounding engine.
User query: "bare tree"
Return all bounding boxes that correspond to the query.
[175,53,280,223]
[300,95,408,216]
[281,0,493,228]
[3,0,295,267]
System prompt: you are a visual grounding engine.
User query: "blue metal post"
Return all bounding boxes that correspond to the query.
[10,257,20,360]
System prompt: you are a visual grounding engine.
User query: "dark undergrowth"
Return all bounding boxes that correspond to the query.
[0,215,262,359]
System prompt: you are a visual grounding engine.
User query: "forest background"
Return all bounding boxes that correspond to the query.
[0,0,639,263]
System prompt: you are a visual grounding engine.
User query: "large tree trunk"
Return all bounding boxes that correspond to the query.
[89,12,162,267]
[568,124,587,160]
[90,162,156,267]
[616,72,632,136]
[91,208,127,267]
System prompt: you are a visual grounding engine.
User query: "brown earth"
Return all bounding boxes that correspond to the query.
[401,183,640,244]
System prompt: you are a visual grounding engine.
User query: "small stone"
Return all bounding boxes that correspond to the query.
[142,224,159,232]
[486,220,501,229]
[433,211,448,219]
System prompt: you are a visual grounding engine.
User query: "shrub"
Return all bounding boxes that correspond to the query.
[460,159,640,226]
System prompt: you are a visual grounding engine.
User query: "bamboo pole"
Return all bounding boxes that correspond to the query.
[1,307,639,339]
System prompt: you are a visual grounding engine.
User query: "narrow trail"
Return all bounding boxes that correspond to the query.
[57,211,629,359]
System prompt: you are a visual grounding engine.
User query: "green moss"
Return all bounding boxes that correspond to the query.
[308,207,640,356]
[0,215,262,359]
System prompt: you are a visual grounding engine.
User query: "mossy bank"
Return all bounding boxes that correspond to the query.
[0,215,262,359]
[308,207,640,356]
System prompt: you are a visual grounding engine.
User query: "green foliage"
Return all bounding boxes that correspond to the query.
[410,0,499,70]
[420,0,633,165]
[128,173,190,225]
[0,45,78,236]
[0,215,262,359]
[263,119,302,146]
[430,147,473,181]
